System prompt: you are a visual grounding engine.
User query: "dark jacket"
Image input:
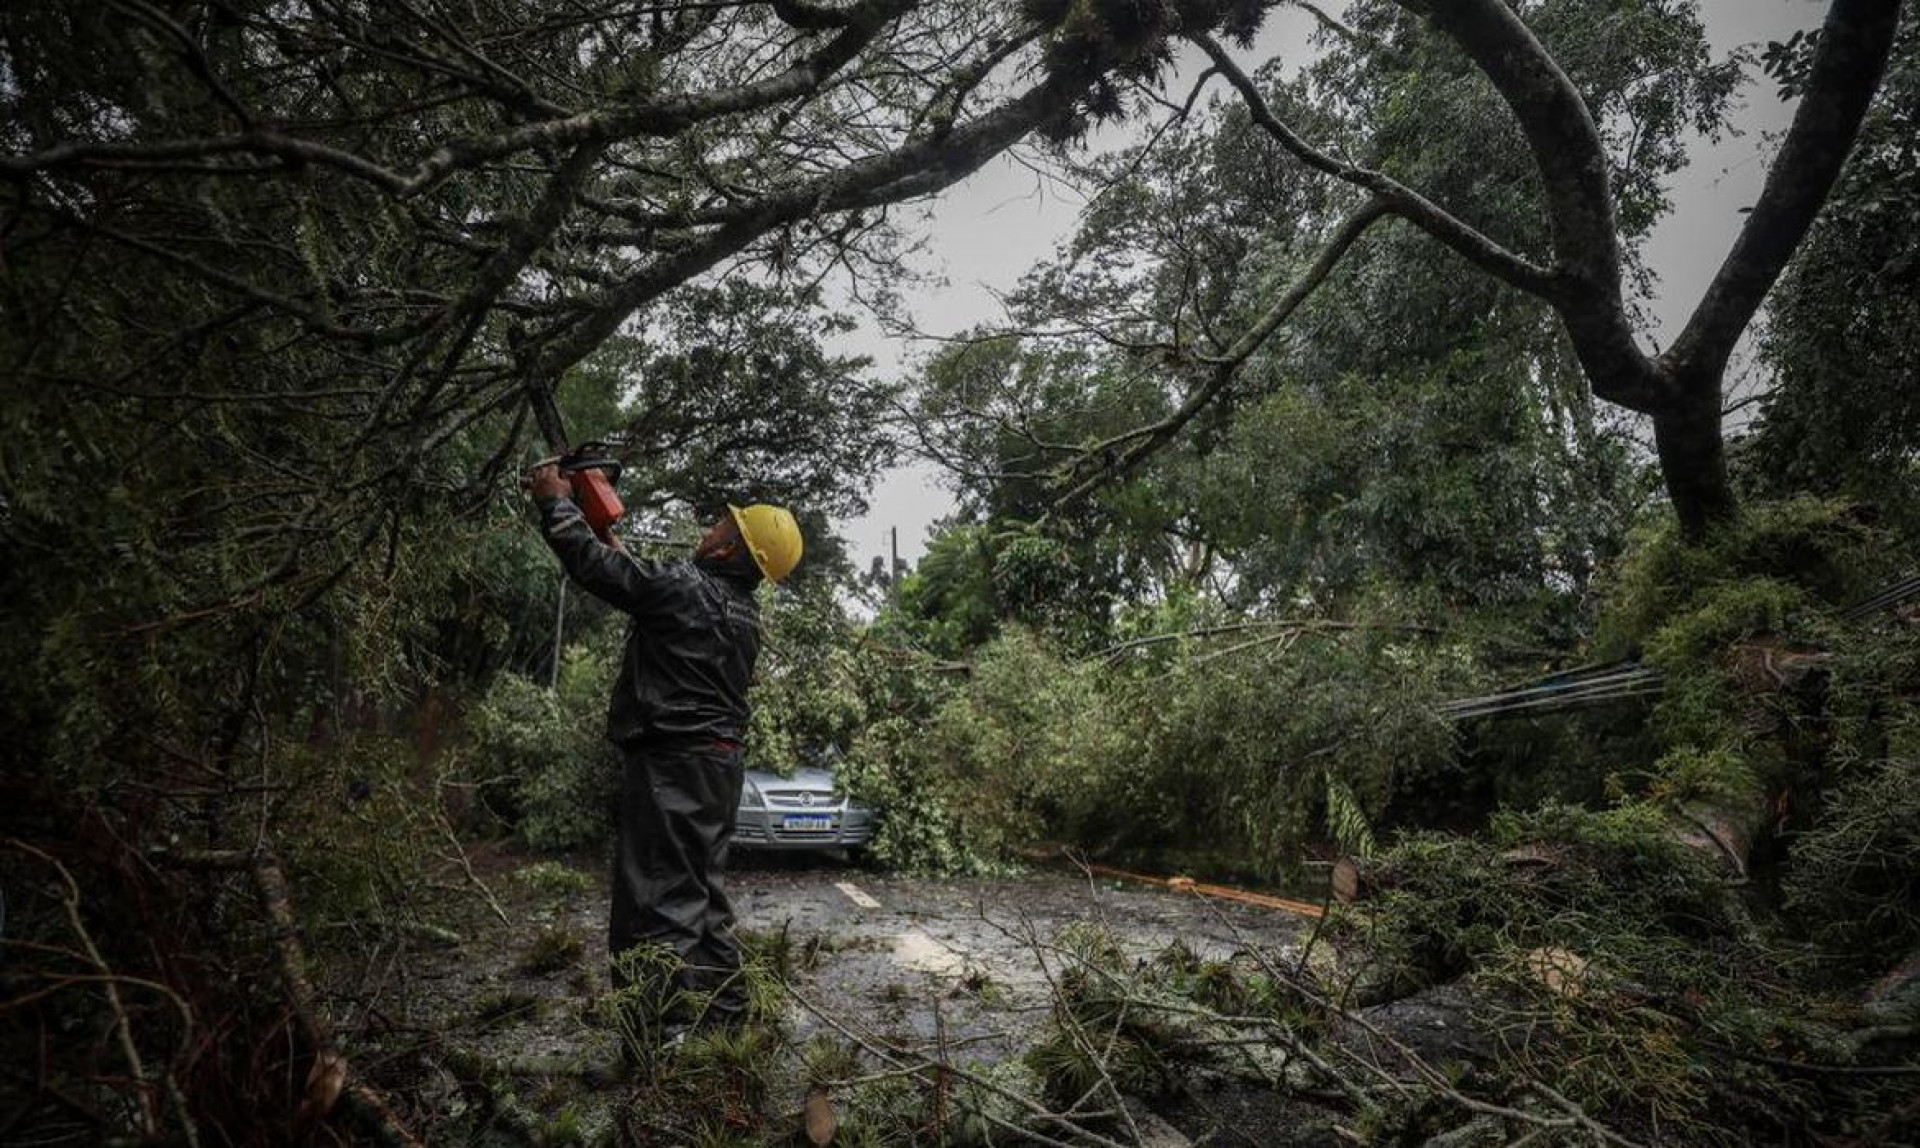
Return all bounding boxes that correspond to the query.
[537,496,761,746]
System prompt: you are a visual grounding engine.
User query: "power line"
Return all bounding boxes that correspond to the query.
[1440,569,1920,722]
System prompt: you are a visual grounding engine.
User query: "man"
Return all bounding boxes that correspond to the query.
[528,463,802,1038]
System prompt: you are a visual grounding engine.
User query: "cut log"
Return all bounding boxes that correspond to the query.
[1331,856,1386,903]
[1521,947,1592,1000]
[804,1086,836,1146]
[1496,843,1560,869]
[1672,802,1757,879]
[1729,639,1832,693]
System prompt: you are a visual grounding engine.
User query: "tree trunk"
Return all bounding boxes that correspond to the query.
[1652,392,1738,540]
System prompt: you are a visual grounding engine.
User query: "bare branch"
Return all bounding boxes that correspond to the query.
[1053,198,1392,510]
[1193,32,1561,298]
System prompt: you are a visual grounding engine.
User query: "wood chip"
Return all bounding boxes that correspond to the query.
[804,1085,836,1145]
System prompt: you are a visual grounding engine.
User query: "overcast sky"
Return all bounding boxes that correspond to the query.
[832,0,1832,570]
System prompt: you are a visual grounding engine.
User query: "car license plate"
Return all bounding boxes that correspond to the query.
[781,815,834,833]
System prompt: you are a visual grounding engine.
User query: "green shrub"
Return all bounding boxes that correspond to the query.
[1097,609,1460,880]
[467,641,619,850]
[1595,496,1883,658]
[910,628,1129,860]
[839,609,1460,880]
[1784,757,1920,967]
[1584,498,1897,810]
[748,585,879,779]
[839,712,1000,875]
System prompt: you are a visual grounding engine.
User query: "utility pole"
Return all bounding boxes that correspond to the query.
[550,575,565,689]
[889,526,900,600]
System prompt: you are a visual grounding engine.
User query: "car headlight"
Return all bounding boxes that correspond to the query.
[740,779,765,809]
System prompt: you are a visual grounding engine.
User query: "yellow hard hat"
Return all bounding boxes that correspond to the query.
[728,503,803,583]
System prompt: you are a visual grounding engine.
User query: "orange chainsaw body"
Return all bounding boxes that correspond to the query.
[569,467,624,542]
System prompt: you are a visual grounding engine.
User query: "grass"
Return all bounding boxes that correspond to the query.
[518,926,587,976]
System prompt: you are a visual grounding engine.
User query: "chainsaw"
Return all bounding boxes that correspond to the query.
[524,382,626,544]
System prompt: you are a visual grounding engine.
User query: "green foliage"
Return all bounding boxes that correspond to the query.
[518,926,587,976]
[1323,774,1379,858]
[468,641,620,851]
[1106,611,1460,879]
[990,531,1086,632]
[1356,802,1731,993]
[1357,812,1729,1129]
[842,600,1463,881]
[1353,788,1920,1142]
[1784,757,1920,967]
[746,584,876,778]
[1824,612,1920,767]
[1643,744,1759,807]
[515,860,595,898]
[895,628,1131,862]
[1747,8,1920,515]
[892,523,1004,657]
[892,517,1124,656]
[1596,497,1882,657]
[588,282,898,522]
[1592,497,1889,799]
[836,717,983,874]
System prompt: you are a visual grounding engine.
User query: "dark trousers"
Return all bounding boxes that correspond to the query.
[609,739,748,1027]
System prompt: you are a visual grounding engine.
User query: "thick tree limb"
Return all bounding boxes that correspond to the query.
[1390,0,1663,411]
[1185,0,1902,534]
[248,850,425,1147]
[1399,0,1623,298]
[527,57,1116,387]
[1659,0,1905,389]
[1192,32,1561,298]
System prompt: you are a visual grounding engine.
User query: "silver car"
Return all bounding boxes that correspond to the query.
[732,765,874,851]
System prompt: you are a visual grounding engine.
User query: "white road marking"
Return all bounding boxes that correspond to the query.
[891,929,968,977]
[834,881,882,910]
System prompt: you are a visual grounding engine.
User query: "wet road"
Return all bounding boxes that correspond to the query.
[728,854,1312,1058]
[404,848,1315,1145]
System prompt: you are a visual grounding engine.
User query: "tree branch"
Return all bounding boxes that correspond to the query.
[2,0,915,199]
[1193,32,1561,298]
[527,56,1108,387]
[1053,198,1391,511]
[1394,0,1663,412]
[1659,0,1904,388]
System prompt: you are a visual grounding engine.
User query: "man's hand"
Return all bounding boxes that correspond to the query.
[529,462,570,502]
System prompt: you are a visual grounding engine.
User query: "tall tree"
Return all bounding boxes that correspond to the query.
[928,0,1901,537]
[1200,0,1904,536]
[913,0,1732,624]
